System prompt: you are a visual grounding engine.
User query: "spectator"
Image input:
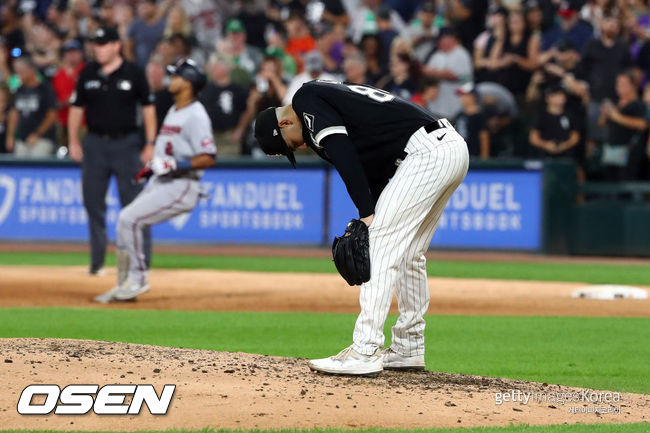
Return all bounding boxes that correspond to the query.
[476,81,519,156]
[114,2,135,40]
[407,1,439,64]
[5,56,57,157]
[181,0,230,54]
[412,76,445,117]
[582,14,633,152]
[311,0,349,27]
[24,20,63,80]
[236,1,270,50]
[46,1,76,40]
[529,85,580,158]
[343,52,370,84]
[490,10,540,99]
[377,52,419,100]
[283,51,336,104]
[525,0,544,34]
[359,33,384,84]
[97,0,118,28]
[598,71,646,180]
[200,54,248,155]
[423,27,473,118]
[527,39,588,122]
[51,39,85,148]
[145,57,173,131]
[163,5,192,41]
[473,5,508,83]
[376,5,399,70]
[219,18,263,77]
[285,12,316,71]
[266,25,298,78]
[541,1,593,52]
[0,84,9,153]
[455,82,490,159]
[125,0,170,68]
[314,23,344,74]
[350,0,407,44]
[1,4,25,53]
[69,0,95,39]
[445,0,489,51]
[232,55,287,154]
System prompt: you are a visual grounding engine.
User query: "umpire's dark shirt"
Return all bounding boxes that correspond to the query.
[72,60,153,135]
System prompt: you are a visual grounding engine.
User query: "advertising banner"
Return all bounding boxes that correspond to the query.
[328,170,543,250]
[0,167,325,244]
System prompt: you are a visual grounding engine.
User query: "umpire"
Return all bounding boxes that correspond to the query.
[68,27,156,275]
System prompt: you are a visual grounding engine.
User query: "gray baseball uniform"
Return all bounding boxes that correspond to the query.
[116,101,216,285]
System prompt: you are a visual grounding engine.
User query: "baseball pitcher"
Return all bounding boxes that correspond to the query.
[254,80,469,375]
[94,59,217,303]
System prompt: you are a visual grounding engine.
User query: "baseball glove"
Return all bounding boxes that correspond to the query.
[332,219,371,286]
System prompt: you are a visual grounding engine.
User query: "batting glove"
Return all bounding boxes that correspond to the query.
[150,156,177,176]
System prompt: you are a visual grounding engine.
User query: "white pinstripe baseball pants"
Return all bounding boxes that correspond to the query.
[352,121,469,357]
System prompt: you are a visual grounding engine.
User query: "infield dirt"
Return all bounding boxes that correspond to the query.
[1,265,649,316]
[1,338,648,431]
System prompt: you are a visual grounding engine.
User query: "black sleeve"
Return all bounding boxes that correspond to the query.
[71,67,88,107]
[133,65,154,106]
[293,85,349,147]
[322,133,375,218]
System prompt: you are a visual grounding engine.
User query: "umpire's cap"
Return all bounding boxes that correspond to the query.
[167,58,207,95]
[254,107,297,168]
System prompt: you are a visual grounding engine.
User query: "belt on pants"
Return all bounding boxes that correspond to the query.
[395,118,452,167]
[89,130,137,140]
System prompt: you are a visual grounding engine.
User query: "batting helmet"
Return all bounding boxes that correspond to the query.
[167,58,207,95]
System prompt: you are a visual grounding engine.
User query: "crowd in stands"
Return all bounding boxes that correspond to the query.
[1,0,650,181]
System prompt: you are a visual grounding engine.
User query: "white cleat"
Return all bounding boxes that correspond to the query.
[93,285,121,303]
[308,346,383,376]
[113,280,150,301]
[382,347,426,370]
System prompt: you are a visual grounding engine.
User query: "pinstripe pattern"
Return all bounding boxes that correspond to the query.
[352,125,469,356]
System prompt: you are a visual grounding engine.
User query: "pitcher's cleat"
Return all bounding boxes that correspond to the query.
[382,347,426,370]
[308,346,383,376]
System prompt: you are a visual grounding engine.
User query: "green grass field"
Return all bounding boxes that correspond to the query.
[1,252,648,433]
[1,308,648,394]
[1,251,650,285]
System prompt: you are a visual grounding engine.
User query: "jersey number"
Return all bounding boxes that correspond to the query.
[347,84,395,103]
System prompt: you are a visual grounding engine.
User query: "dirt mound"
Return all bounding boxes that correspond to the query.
[2,266,649,316]
[1,339,647,430]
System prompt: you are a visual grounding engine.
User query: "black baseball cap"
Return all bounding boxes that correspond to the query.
[91,27,120,44]
[254,107,297,168]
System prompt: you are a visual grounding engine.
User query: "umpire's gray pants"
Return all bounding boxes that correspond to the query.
[82,132,151,270]
[117,177,200,285]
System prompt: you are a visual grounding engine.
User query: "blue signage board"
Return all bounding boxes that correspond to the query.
[0,166,325,244]
[328,169,543,250]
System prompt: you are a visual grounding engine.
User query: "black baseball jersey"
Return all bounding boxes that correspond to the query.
[293,80,435,172]
[292,80,437,216]
[72,60,153,136]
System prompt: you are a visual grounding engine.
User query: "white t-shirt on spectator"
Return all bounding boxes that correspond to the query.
[283,71,337,105]
[426,45,472,119]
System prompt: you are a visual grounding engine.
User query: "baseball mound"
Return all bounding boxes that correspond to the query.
[1,339,648,431]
